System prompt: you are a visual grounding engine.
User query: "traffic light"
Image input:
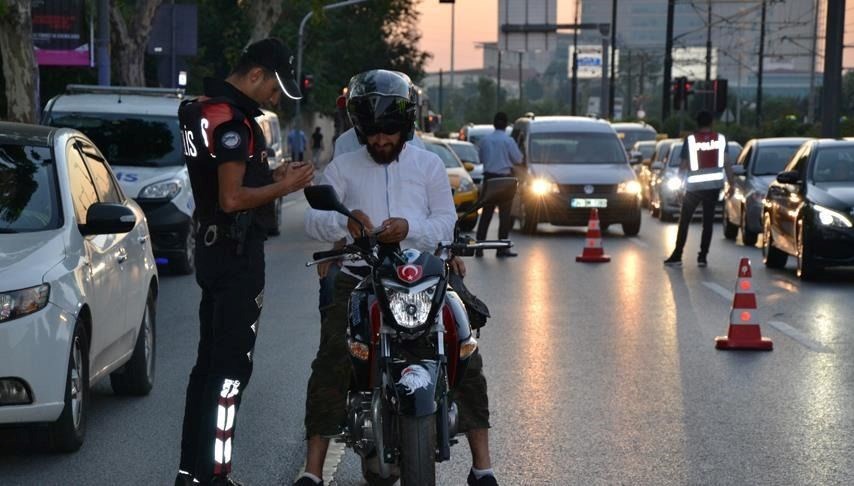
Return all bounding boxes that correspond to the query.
[713,78,728,113]
[301,74,314,98]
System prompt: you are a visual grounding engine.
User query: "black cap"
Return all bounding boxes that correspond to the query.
[242,37,302,100]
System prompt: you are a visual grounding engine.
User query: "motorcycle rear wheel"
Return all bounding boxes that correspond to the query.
[399,415,437,486]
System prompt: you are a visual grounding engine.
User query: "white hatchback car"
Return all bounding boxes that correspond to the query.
[0,122,159,451]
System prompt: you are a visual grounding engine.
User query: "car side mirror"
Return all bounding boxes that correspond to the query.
[651,161,664,171]
[463,161,475,172]
[732,165,746,176]
[629,152,643,165]
[776,171,800,185]
[80,203,136,235]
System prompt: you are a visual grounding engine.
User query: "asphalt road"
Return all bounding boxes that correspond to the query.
[2,197,853,486]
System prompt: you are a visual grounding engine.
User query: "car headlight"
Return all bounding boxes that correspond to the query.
[530,178,559,196]
[0,284,50,323]
[815,204,853,228]
[457,178,475,193]
[383,278,440,329]
[617,180,641,195]
[665,176,683,192]
[138,179,182,200]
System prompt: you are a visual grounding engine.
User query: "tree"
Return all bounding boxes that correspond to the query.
[110,0,162,86]
[240,0,284,44]
[0,0,36,122]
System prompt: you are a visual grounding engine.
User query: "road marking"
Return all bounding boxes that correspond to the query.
[703,281,831,353]
[295,440,345,484]
[702,281,733,301]
[627,238,650,248]
[766,320,832,353]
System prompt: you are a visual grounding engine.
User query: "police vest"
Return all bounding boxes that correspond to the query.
[179,97,275,230]
[685,131,726,191]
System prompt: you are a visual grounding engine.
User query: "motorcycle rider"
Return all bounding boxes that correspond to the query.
[296,69,499,486]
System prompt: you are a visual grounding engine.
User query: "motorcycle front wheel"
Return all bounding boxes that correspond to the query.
[399,415,437,486]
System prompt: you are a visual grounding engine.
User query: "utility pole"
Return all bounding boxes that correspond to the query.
[609,0,618,119]
[755,0,767,128]
[705,0,712,111]
[662,0,675,120]
[438,69,444,116]
[601,32,610,118]
[518,51,524,105]
[571,3,579,115]
[450,2,455,92]
[497,49,502,111]
[626,49,633,118]
[807,0,819,124]
[821,0,846,137]
[96,0,110,85]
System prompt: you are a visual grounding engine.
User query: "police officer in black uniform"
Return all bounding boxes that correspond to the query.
[175,38,314,486]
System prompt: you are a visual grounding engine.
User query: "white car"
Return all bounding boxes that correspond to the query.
[0,122,159,451]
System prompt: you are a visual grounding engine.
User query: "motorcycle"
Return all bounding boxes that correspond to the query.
[304,177,517,486]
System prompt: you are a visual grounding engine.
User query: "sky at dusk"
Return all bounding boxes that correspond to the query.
[416,0,577,73]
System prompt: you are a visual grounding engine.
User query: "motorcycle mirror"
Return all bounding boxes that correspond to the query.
[304,185,350,215]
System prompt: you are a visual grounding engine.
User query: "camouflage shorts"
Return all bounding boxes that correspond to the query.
[304,272,490,438]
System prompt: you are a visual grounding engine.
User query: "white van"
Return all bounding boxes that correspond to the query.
[43,85,287,271]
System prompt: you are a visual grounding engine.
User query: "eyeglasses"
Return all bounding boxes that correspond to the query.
[360,121,407,136]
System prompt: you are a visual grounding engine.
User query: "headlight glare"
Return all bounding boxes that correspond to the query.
[139,179,182,199]
[665,176,683,192]
[617,180,642,195]
[530,178,559,196]
[0,284,50,323]
[815,205,852,228]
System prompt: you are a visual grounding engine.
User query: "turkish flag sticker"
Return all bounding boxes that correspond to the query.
[397,264,423,283]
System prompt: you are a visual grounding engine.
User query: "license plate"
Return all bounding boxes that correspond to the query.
[571,198,608,208]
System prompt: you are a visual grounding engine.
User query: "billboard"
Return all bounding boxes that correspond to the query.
[32,0,90,66]
[568,45,619,79]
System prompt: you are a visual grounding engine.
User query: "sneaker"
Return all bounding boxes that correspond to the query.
[293,476,323,486]
[467,470,498,486]
[663,256,682,267]
[697,254,708,267]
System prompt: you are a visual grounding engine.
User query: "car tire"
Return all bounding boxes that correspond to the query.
[171,225,195,275]
[722,207,738,240]
[796,219,821,280]
[268,198,282,237]
[48,320,89,452]
[622,214,641,236]
[660,209,675,222]
[110,291,156,396]
[762,214,788,269]
[741,208,758,247]
[520,201,538,235]
[650,203,660,218]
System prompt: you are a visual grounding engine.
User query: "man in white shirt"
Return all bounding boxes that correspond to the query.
[295,70,499,486]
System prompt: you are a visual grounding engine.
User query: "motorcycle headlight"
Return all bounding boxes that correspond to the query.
[665,176,683,192]
[383,277,440,329]
[815,204,853,228]
[0,284,50,323]
[457,178,475,194]
[530,178,559,196]
[138,179,182,200]
[617,180,641,195]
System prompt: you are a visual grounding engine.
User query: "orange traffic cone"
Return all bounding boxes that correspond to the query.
[715,258,773,350]
[576,208,611,263]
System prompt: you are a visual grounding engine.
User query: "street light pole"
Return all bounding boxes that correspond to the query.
[295,0,368,130]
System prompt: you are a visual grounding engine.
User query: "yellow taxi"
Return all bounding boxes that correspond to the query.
[422,136,479,231]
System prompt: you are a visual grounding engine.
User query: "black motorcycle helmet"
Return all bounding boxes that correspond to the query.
[347,70,417,144]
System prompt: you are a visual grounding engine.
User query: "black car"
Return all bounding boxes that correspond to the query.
[763,139,854,279]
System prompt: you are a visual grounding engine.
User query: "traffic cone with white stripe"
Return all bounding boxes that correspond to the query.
[715,258,773,350]
[576,208,611,263]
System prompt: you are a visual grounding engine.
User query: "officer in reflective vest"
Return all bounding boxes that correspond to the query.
[664,110,732,267]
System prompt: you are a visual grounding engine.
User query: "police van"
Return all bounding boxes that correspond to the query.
[43,85,285,273]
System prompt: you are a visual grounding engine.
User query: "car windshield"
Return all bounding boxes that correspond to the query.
[424,142,463,169]
[812,147,854,183]
[47,113,183,167]
[530,132,626,164]
[752,145,802,175]
[617,128,656,150]
[0,144,62,233]
[448,143,480,164]
[633,142,656,159]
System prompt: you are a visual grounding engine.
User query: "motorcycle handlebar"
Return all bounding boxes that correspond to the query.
[312,248,348,261]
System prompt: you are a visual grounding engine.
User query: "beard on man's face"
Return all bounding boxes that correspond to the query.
[366,135,405,165]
